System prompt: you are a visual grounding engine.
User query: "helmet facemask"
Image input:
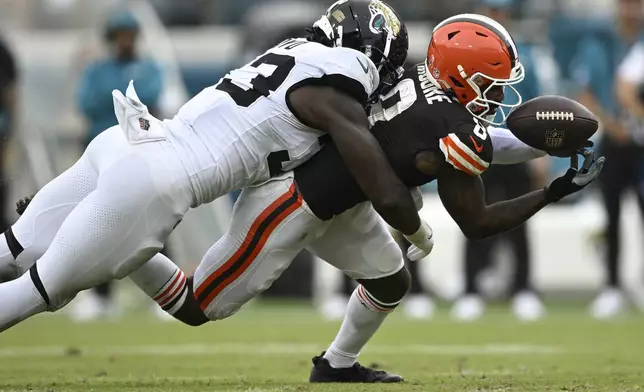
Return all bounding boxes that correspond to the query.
[462,59,524,126]
[361,27,406,98]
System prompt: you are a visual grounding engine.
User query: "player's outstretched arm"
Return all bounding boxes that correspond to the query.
[289,86,421,235]
[430,151,604,240]
[436,164,548,239]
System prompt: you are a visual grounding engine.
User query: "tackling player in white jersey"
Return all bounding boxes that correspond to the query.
[3,11,603,384]
[129,14,601,383]
[0,0,438,330]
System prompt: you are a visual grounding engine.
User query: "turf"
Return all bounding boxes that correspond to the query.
[1,301,643,391]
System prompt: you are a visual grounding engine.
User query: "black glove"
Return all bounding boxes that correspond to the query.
[545,149,605,203]
[15,194,35,216]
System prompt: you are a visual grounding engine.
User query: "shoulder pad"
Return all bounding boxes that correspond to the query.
[303,46,380,102]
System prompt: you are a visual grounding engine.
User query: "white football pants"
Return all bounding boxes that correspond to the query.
[4,125,193,312]
[193,173,405,321]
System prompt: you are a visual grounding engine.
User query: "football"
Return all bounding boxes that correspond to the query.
[506,95,599,154]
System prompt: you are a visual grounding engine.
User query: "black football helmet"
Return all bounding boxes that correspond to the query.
[307,0,409,97]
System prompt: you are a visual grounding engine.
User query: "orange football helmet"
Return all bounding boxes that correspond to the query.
[427,14,524,125]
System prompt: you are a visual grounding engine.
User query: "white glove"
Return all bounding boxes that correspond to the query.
[403,220,434,261]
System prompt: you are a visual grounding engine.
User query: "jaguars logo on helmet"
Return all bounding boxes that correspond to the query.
[368,0,401,36]
[307,0,408,97]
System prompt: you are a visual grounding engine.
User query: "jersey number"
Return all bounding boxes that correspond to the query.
[266,136,329,177]
[472,123,488,140]
[267,150,290,177]
[216,53,295,107]
[368,78,418,125]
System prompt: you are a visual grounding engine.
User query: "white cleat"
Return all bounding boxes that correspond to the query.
[512,291,545,322]
[450,295,485,322]
[590,288,626,320]
[319,294,349,321]
[403,294,435,320]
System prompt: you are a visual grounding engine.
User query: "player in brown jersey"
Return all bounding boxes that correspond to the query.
[9,13,604,384]
[127,14,601,383]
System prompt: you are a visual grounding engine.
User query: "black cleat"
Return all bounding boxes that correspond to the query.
[309,352,404,383]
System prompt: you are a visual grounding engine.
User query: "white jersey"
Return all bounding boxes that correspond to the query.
[164,38,379,206]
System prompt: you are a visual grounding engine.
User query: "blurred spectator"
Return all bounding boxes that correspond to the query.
[570,0,643,319]
[616,39,644,310]
[616,41,644,126]
[72,9,165,321]
[77,9,163,146]
[0,36,17,234]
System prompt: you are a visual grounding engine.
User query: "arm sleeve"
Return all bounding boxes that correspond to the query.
[487,126,547,165]
[618,42,644,85]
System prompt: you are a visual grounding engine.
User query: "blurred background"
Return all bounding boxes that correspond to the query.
[1,0,644,326]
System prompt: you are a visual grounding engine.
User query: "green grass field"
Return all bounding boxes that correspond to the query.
[1,301,643,391]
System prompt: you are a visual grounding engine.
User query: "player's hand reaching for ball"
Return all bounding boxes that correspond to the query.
[404,220,434,261]
[545,149,605,203]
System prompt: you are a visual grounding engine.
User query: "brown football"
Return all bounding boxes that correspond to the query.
[506,95,598,153]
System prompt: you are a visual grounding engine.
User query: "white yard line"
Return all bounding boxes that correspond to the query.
[0,343,564,358]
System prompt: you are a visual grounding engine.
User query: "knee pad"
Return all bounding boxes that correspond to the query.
[358,266,411,305]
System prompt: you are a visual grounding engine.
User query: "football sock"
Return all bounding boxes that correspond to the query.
[0,269,48,332]
[323,285,400,368]
[129,253,188,315]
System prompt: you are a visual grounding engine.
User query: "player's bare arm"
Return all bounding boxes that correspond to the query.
[288,85,420,235]
[433,156,548,239]
[421,150,604,240]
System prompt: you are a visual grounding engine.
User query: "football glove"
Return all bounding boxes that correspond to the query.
[404,220,434,261]
[16,194,35,216]
[545,149,605,203]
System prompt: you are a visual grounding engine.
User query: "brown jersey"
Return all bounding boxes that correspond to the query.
[294,62,494,220]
